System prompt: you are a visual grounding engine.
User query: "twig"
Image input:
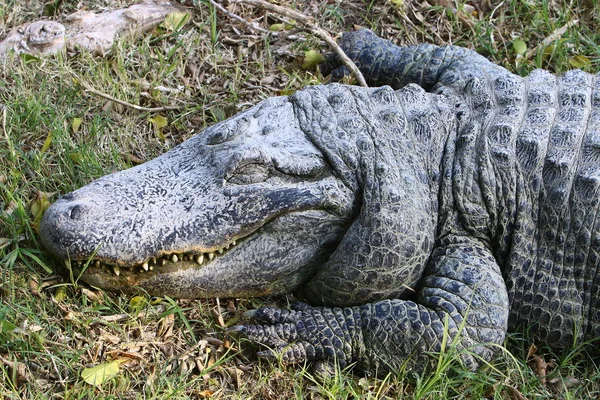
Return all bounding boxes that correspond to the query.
[231,0,368,87]
[79,81,184,112]
[207,0,273,35]
[2,105,16,161]
[525,19,579,60]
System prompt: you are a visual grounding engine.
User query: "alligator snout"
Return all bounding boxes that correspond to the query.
[39,195,100,261]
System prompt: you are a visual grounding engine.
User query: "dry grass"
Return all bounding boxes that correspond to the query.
[1,0,600,398]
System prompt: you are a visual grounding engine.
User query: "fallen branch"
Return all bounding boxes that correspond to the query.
[207,0,273,35]
[525,19,579,60]
[0,1,181,58]
[230,0,367,87]
[78,81,184,112]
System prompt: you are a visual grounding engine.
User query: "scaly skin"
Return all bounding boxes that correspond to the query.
[40,29,600,376]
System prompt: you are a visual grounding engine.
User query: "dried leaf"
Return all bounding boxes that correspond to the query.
[30,191,52,231]
[64,311,79,321]
[157,313,175,338]
[529,353,549,381]
[128,296,148,312]
[527,343,551,384]
[389,0,404,11]
[99,330,121,345]
[260,75,275,85]
[40,132,52,153]
[162,12,190,32]
[72,117,83,133]
[513,39,527,56]
[0,357,31,386]
[120,152,145,165]
[81,359,126,387]
[301,49,325,70]
[569,54,591,69]
[269,22,294,31]
[29,278,40,296]
[53,286,67,302]
[149,115,168,140]
[526,343,537,359]
[543,43,556,57]
[548,375,581,388]
[504,384,529,400]
[0,320,17,336]
[462,4,476,16]
[81,288,101,302]
[198,390,214,398]
[20,53,41,63]
[68,152,84,164]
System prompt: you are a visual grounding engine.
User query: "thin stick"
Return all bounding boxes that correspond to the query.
[231,0,368,87]
[208,0,273,35]
[525,19,579,60]
[79,81,184,112]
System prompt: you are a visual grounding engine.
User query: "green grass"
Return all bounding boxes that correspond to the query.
[1,0,600,398]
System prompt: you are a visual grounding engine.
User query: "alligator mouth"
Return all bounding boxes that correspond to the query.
[65,239,239,277]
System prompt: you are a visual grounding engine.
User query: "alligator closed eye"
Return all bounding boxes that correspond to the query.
[227,163,270,185]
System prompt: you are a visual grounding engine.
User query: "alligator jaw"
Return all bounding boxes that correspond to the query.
[69,238,239,277]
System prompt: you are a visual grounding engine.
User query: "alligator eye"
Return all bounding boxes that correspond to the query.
[227,163,269,185]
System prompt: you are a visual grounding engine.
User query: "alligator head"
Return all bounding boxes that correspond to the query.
[40,89,359,298]
[40,83,442,303]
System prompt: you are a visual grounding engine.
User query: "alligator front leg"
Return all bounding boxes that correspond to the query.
[239,235,509,376]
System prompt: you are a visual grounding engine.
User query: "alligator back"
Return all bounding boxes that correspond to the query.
[482,69,600,346]
[431,63,600,348]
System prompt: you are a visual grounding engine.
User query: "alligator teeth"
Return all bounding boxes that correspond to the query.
[80,238,241,274]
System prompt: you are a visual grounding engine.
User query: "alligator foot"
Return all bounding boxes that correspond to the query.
[234,303,357,371]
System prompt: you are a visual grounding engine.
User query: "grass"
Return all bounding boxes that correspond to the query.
[1,0,600,398]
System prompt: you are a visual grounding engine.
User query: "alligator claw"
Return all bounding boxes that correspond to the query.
[226,325,246,334]
[256,349,278,360]
[237,303,355,368]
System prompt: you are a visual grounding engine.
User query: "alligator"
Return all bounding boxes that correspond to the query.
[40,29,600,376]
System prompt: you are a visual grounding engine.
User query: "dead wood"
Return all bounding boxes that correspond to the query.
[0,0,181,58]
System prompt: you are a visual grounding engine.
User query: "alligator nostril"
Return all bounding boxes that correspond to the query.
[68,204,84,220]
